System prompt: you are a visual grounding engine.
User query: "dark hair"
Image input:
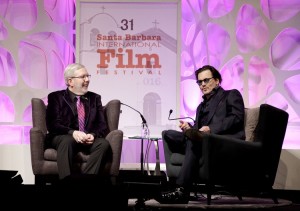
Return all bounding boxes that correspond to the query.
[195,65,222,84]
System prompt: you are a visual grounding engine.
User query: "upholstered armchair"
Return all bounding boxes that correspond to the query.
[30,98,123,185]
[162,104,289,204]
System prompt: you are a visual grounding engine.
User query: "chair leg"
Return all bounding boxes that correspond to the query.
[237,195,243,201]
[272,196,279,204]
[258,188,279,204]
[233,189,243,201]
[35,175,59,186]
[269,188,279,204]
[35,175,46,185]
[206,184,213,205]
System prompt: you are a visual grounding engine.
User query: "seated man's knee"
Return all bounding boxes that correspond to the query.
[60,135,77,147]
[95,138,110,150]
[163,130,183,140]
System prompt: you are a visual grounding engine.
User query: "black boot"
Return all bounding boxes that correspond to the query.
[156,187,189,204]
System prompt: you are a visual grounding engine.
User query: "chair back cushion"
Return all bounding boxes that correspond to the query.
[103,99,121,132]
[244,107,260,141]
[253,104,289,184]
[31,98,47,135]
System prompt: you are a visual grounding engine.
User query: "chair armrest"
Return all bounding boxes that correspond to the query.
[199,134,263,182]
[105,129,123,176]
[203,134,262,156]
[30,127,46,174]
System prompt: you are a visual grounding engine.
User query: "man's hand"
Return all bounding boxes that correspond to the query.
[199,126,210,133]
[73,131,88,143]
[73,131,95,144]
[83,133,94,145]
[179,120,191,131]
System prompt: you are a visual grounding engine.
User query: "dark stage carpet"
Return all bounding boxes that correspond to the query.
[128,196,295,210]
[1,171,299,210]
[1,184,299,210]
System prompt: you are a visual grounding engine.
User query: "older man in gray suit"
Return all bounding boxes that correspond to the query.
[46,63,110,180]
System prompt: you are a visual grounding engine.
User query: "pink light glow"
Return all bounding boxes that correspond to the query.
[261,0,300,22]
[236,4,269,53]
[44,0,76,24]
[181,0,300,149]
[0,0,74,145]
[220,55,244,93]
[248,56,275,106]
[270,28,300,70]
[284,75,300,104]
[0,92,15,122]
[207,23,230,68]
[0,20,8,40]
[208,0,234,18]
[0,0,37,32]
[19,32,74,89]
[0,0,299,150]
[0,47,17,86]
[0,125,31,144]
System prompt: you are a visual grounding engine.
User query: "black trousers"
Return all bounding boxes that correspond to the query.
[50,134,110,179]
[162,130,202,189]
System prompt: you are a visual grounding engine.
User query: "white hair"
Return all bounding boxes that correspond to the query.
[64,63,86,86]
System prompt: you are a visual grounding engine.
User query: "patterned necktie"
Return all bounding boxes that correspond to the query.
[76,96,85,132]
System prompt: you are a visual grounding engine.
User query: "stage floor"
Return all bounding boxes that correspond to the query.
[128,197,297,210]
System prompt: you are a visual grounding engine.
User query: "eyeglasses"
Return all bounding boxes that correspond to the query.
[70,75,91,80]
[196,77,213,85]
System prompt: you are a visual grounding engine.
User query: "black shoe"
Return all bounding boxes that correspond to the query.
[155,187,189,204]
[184,128,204,142]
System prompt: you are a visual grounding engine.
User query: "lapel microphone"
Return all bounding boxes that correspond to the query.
[168,109,195,123]
[81,96,88,101]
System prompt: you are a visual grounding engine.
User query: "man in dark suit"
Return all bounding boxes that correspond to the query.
[159,65,245,204]
[46,63,111,180]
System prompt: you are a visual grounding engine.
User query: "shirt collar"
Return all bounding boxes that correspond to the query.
[67,89,80,102]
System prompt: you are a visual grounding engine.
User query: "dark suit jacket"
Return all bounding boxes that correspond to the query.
[194,87,245,139]
[46,89,109,141]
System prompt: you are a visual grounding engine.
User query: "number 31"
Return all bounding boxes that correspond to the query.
[120,19,133,30]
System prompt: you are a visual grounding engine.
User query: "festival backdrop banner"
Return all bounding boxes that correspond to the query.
[76,0,180,137]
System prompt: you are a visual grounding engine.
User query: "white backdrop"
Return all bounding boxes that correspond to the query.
[77,0,180,137]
